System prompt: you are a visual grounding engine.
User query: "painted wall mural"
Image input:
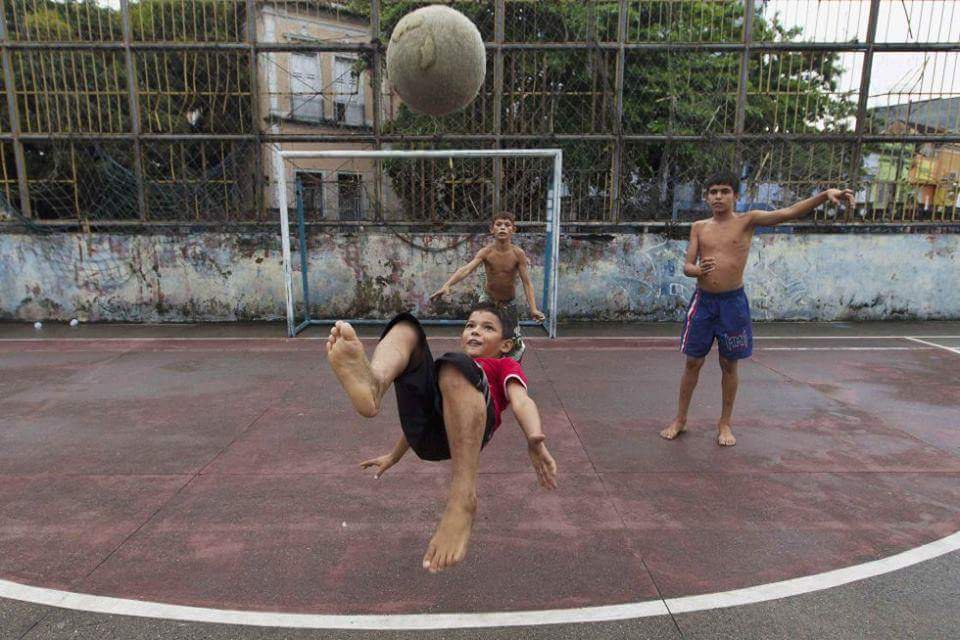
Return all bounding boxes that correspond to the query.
[1,232,957,322]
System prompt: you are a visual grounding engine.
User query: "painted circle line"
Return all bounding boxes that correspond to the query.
[1,531,958,630]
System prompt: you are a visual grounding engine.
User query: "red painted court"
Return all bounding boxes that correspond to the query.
[1,323,959,633]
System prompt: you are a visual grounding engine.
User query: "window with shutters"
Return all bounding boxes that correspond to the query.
[333,56,364,126]
[290,53,323,122]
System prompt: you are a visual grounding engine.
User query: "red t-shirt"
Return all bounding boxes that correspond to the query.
[473,357,528,432]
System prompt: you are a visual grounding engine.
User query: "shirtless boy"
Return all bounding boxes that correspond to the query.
[430,212,544,361]
[326,303,557,573]
[661,171,854,446]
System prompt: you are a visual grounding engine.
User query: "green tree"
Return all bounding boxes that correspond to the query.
[2,0,253,221]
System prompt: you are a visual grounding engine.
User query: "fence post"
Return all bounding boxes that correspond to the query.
[120,0,147,221]
[371,0,384,222]
[734,0,755,184]
[492,0,505,215]
[246,0,264,220]
[0,0,32,219]
[609,0,627,223]
[849,0,881,221]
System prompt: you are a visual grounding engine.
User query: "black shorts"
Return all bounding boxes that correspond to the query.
[381,313,496,461]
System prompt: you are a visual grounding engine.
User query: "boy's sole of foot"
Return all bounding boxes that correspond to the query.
[326,321,381,418]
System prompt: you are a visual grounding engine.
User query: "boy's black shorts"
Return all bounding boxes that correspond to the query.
[381,313,496,461]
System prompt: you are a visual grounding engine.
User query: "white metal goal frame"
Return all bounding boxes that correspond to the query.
[275,148,563,338]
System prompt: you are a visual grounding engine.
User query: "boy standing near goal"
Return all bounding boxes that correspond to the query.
[431,212,544,361]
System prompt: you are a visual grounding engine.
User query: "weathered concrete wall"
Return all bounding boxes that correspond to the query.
[1,231,957,322]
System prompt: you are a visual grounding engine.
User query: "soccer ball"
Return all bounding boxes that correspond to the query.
[386,6,486,117]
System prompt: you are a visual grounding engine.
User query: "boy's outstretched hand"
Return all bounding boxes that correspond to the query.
[531,309,546,323]
[527,434,558,489]
[430,286,450,302]
[360,453,399,479]
[825,188,855,210]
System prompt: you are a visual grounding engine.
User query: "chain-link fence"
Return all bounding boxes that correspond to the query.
[0,0,958,228]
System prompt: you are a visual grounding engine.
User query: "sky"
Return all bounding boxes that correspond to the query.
[764,0,959,107]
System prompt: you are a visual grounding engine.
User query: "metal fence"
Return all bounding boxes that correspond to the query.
[0,0,958,228]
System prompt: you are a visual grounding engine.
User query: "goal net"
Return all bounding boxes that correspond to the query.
[273,148,562,338]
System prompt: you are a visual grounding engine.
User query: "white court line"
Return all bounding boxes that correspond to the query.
[759,347,929,351]
[1,335,959,342]
[0,340,935,353]
[0,531,958,629]
[906,336,960,356]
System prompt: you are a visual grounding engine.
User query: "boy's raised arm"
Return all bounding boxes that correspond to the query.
[431,248,488,301]
[516,249,545,322]
[507,381,557,489]
[748,188,855,227]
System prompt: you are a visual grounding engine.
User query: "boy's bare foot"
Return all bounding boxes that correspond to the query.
[422,500,476,573]
[660,419,687,440]
[326,321,380,418]
[717,422,736,446]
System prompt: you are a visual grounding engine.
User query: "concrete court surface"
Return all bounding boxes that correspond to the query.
[1,321,959,639]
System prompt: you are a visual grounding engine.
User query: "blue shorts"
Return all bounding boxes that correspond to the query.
[680,288,753,360]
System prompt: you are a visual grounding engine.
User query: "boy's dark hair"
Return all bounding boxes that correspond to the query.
[703,171,740,194]
[468,301,517,343]
[491,211,516,225]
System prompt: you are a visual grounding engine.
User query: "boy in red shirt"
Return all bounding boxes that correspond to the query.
[326,302,557,573]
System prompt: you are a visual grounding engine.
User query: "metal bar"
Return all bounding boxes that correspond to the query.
[303,318,549,332]
[370,0,384,222]
[2,41,957,53]
[8,132,960,144]
[273,146,296,337]
[295,177,312,322]
[246,0,263,220]
[1,41,371,52]
[493,42,960,53]
[293,318,312,336]
[492,0,505,215]
[609,0,628,223]
[281,149,564,160]
[734,0,756,172]
[548,150,563,338]
[541,158,555,322]
[308,318,544,331]
[120,0,147,220]
[20,218,558,229]
[0,0,32,218]
[14,218,958,232]
[2,37,956,53]
[848,0,882,216]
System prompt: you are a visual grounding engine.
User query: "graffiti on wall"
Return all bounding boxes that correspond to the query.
[1,232,958,322]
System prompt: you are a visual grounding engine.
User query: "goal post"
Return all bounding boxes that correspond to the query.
[274,148,563,339]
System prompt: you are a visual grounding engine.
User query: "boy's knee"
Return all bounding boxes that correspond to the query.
[685,357,705,372]
[718,357,737,374]
[386,320,421,344]
[438,363,477,394]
